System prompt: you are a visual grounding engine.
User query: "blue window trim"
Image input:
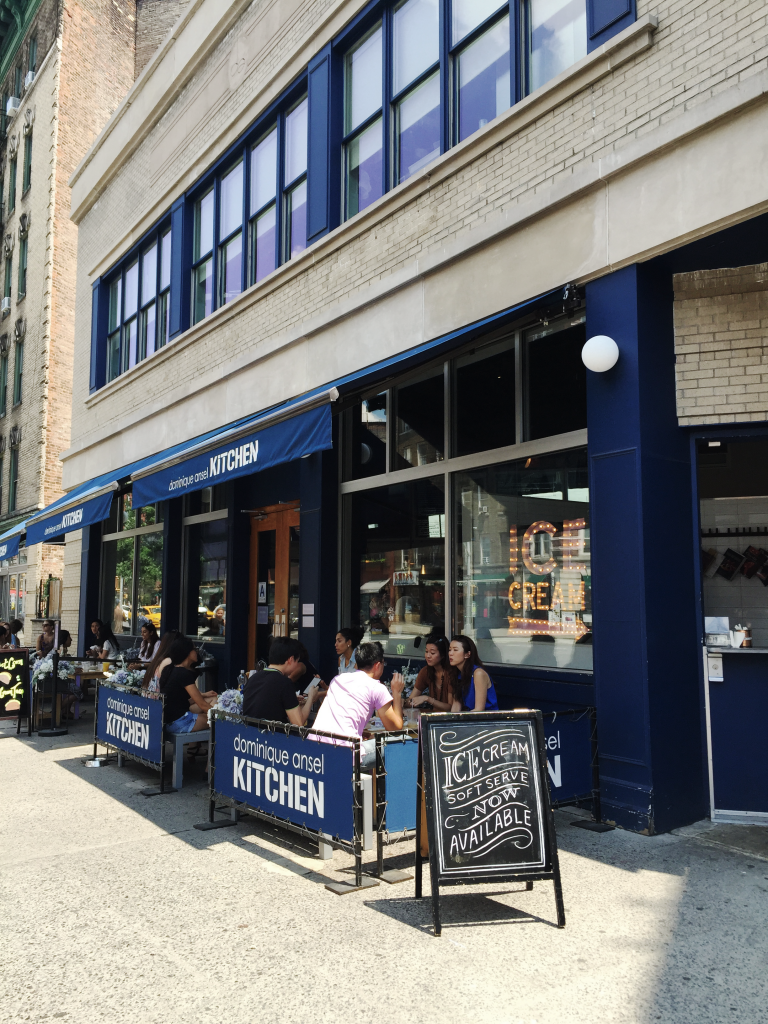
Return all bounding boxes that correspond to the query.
[184,71,309,329]
[587,0,635,51]
[96,214,172,390]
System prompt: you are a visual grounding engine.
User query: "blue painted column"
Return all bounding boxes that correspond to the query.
[587,263,707,833]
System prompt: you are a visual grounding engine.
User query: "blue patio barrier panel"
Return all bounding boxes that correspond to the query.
[96,685,164,765]
[383,738,419,832]
[213,719,355,841]
[544,712,593,805]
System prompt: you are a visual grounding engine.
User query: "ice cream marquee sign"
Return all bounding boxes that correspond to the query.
[507,519,587,636]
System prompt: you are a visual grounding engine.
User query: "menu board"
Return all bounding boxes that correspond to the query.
[0,649,29,718]
[418,710,565,934]
[424,715,549,878]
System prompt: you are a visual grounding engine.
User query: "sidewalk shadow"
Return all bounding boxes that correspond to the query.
[364,889,559,934]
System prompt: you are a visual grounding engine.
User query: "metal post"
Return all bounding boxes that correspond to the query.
[208,710,216,823]
[375,734,385,877]
[415,727,424,899]
[353,740,363,888]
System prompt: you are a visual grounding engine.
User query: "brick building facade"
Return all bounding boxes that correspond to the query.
[0,0,187,635]
[38,0,768,830]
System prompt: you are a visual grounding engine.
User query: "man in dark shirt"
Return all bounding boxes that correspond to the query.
[242,638,319,724]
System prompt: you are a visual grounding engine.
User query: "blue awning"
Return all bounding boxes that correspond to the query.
[25,484,118,546]
[132,399,333,507]
[0,529,22,560]
[25,285,562,540]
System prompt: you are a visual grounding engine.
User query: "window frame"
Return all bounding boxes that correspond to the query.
[3,254,11,301]
[181,501,229,642]
[336,0,589,221]
[21,131,31,194]
[338,303,589,655]
[186,76,309,327]
[0,350,7,416]
[8,444,17,512]
[103,219,172,383]
[17,235,26,299]
[12,336,23,405]
[28,36,37,74]
[8,156,16,214]
[100,493,165,637]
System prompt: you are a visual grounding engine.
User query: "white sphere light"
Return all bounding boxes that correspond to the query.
[581,334,619,372]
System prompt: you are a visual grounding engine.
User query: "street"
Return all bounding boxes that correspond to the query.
[1,716,765,1024]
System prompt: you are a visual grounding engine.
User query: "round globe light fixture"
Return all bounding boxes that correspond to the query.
[581,335,619,372]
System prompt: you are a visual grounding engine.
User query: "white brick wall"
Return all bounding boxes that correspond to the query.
[674,264,768,424]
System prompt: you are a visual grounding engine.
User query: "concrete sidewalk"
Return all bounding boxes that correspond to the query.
[1,716,766,1024]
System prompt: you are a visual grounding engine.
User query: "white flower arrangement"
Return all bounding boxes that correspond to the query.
[105,667,146,690]
[214,688,243,716]
[31,655,76,689]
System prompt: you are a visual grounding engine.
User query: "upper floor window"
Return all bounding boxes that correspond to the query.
[340,0,586,220]
[13,66,21,99]
[107,226,171,382]
[191,93,308,326]
[28,36,37,75]
[8,156,16,214]
[22,133,31,193]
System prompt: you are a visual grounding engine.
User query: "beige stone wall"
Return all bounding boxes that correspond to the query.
[674,264,768,425]
[63,0,768,487]
[136,0,190,79]
[60,527,82,638]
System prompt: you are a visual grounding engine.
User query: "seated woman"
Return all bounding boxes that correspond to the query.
[449,635,499,712]
[8,618,24,646]
[159,637,216,736]
[335,627,363,674]
[137,622,160,663]
[142,630,182,697]
[57,629,73,655]
[94,621,119,661]
[410,634,456,712]
[36,620,56,658]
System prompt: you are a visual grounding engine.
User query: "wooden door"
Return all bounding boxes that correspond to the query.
[247,502,300,669]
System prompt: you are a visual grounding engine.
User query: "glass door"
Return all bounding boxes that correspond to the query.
[248,502,300,667]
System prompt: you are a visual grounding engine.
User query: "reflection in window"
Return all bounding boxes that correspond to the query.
[525,318,586,440]
[529,0,587,93]
[186,518,227,639]
[343,392,387,480]
[102,537,134,635]
[137,532,163,631]
[192,189,214,324]
[394,368,443,469]
[348,477,445,658]
[250,130,278,284]
[454,449,591,669]
[393,0,439,94]
[457,15,510,142]
[452,0,504,43]
[219,161,243,305]
[396,71,441,183]
[284,98,308,260]
[454,335,515,456]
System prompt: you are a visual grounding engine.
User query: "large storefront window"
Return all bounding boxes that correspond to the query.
[454,449,591,669]
[348,478,445,657]
[183,488,228,641]
[341,306,590,672]
[100,494,164,634]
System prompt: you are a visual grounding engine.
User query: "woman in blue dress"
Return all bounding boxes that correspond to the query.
[448,635,499,711]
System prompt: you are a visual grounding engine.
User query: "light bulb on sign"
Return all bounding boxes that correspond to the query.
[581,335,619,372]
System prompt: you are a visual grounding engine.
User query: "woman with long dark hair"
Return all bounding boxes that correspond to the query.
[138,621,160,662]
[335,626,364,674]
[448,635,499,711]
[95,621,119,660]
[160,637,216,735]
[143,629,183,694]
[410,634,456,712]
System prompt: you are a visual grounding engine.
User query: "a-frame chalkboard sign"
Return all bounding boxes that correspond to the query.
[415,710,565,936]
